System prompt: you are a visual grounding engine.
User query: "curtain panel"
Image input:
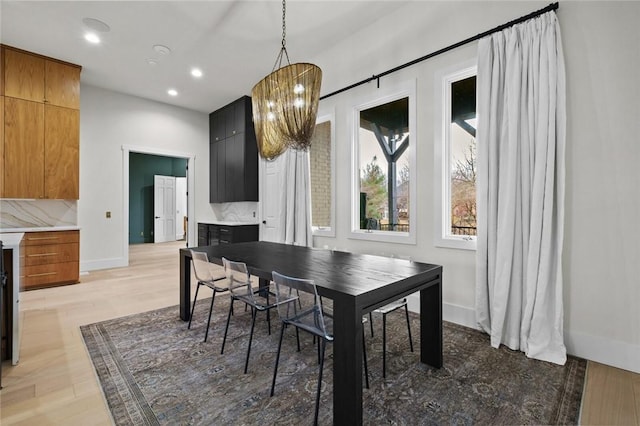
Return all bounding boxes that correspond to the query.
[278,149,313,247]
[475,11,567,365]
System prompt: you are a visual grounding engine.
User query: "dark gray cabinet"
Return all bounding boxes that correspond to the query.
[197,223,259,246]
[209,96,258,203]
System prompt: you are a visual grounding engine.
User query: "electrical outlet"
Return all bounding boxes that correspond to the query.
[140,231,144,236]
[106,211,111,218]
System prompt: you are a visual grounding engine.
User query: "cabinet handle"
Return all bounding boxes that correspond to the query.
[27,271,57,278]
[27,253,59,257]
[219,228,229,233]
[27,236,59,241]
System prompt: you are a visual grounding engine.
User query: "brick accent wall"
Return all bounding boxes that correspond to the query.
[310,121,331,227]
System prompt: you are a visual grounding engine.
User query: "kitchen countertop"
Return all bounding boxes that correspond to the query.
[201,221,260,226]
[0,226,80,233]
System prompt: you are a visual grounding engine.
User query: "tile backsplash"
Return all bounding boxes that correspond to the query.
[211,202,259,223]
[0,199,77,228]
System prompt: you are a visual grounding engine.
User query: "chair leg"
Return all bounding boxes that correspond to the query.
[187,283,201,329]
[244,307,257,374]
[270,323,286,397]
[314,339,326,426]
[369,312,374,337]
[382,312,387,379]
[404,304,414,352]
[221,300,234,354]
[295,327,301,352]
[362,328,369,389]
[203,290,217,342]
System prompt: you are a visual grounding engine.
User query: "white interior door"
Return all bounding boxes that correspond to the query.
[175,177,187,240]
[260,156,284,242]
[154,175,176,243]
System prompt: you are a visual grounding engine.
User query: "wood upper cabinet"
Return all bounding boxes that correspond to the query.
[0,96,4,197]
[3,97,45,198]
[45,105,79,199]
[3,48,45,103]
[1,45,81,199]
[45,60,80,109]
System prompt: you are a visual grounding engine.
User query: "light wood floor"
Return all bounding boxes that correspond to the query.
[1,240,638,425]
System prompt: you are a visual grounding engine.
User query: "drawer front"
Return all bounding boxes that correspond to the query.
[22,261,79,289]
[24,242,79,266]
[23,230,79,245]
[217,226,233,243]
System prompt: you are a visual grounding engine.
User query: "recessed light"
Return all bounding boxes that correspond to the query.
[147,58,158,66]
[153,45,171,55]
[82,17,111,33]
[84,33,101,44]
[167,89,178,96]
[191,68,203,78]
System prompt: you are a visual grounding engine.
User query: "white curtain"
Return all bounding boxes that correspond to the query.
[278,149,313,246]
[475,11,567,365]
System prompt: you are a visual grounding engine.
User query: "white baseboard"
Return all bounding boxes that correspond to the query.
[81,257,127,272]
[406,295,639,374]
[565,329,640,374]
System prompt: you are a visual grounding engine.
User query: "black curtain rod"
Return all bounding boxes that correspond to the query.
[320,2,559,101]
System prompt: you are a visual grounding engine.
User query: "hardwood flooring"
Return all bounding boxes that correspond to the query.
[1,240,638,425]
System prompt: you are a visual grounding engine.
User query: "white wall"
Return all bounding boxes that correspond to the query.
[310,1,639,373]
[79,85,218,270]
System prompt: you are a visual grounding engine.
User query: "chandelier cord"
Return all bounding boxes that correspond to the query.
[271,0,291,72]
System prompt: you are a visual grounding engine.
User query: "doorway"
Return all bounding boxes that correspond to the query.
[129,152,187,244]
[122,145,196,266]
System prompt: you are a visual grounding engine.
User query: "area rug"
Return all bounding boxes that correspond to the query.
[81,296,586,425]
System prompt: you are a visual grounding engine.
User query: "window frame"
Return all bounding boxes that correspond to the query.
[350,79,417,245]
[434,63,477,250]
[311,112,336,237]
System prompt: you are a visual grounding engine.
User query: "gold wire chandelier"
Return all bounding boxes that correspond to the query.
[251,0,322,160]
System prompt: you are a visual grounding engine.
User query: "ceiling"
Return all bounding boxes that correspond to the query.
[1,0,410,114]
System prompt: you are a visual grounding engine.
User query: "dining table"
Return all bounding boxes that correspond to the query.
[179,241,443,425]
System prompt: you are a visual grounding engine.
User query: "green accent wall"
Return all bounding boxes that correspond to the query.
[129,153,187,244]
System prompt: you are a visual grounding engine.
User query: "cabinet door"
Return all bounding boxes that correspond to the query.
[225,134,244,202]
[216,140,226,202]
[3,48,45,103]
[209,142,218,203]
[0,96,4,197]
[224,104,237,138]
[45,105,79,199]
[45,60,80,109]
[4,97,44,198]
[210,110,225,143]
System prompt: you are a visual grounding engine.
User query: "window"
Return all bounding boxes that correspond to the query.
[435,65,477,249]
[310,115,335,236]
[352,80,416,244]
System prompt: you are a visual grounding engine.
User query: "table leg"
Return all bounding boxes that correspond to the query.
[180,252,191,321]
[420,277,443,367]
[332,295,363,424]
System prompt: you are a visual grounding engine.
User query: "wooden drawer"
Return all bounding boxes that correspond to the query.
[22,261,79,289]
[24,242,79,266]
[23,230,79,245]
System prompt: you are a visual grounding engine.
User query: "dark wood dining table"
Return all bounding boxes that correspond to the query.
[179,241,443,425]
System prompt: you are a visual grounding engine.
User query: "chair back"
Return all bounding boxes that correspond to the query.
[190,250,225,283]
[222,257,254,300]
[271,271,331,339]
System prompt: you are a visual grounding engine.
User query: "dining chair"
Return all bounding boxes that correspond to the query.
[220,257,279,374]
[270,271,369,425]
[188,250,229,342]
[368,297,414,378]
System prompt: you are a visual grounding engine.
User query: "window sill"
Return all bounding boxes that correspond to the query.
[349,230,416,245]
[435,236,477,251]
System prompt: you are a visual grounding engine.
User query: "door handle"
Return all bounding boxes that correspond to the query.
[155,216,161,219]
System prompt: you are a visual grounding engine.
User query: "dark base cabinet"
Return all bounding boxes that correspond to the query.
[197,223,258,246]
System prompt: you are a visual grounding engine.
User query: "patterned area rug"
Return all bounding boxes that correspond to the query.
[81,296,585,425]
